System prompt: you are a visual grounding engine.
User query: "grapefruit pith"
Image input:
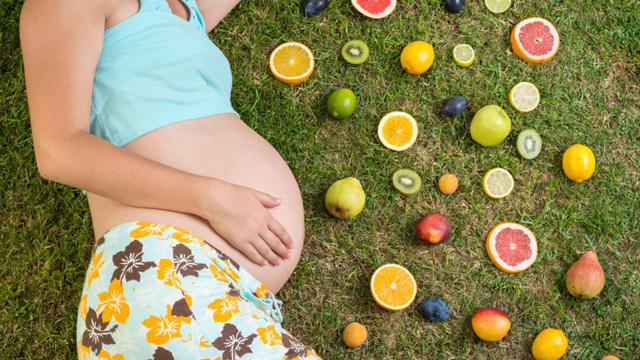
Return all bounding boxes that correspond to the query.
[510,17,559,63]
[351,0,396,19]
[486,223,537,273]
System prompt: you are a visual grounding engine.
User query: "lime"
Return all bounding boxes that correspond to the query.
[327,88,357,120]
[509,82,540,112]
[484,0,511,13]
[453,44,475,67]
[482,168,514,199]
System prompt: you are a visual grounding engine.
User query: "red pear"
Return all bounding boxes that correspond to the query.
[566,251,605,299]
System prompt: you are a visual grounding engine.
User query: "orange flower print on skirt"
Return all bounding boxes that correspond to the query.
[77,221,321,359]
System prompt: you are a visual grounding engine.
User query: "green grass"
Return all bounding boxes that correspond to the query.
[2,0,640,358]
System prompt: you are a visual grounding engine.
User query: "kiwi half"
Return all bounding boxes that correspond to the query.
[516,129,542,159]
[392,169,422,195]
[341,39,370,65]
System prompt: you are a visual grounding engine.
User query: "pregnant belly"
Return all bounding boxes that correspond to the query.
[86,113,304,270]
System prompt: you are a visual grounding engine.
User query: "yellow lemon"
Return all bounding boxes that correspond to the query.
[532,328,568,360]
[562,144,596,183]
[400,41,434,75]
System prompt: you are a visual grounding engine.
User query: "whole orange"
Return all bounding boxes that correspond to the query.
[400,41,434,75]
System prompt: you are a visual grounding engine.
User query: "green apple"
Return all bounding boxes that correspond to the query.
[470,105,512,147]
[324,177,366,219]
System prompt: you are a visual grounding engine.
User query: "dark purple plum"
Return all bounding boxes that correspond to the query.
[419,297,450,322]
[302,0,328,17]
[442,96,468,118]
[444,0,464,13]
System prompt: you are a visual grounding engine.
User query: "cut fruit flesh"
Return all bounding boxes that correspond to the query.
[511,18,560,63]
[269,42,314,84]
[484,0,511,13]
[453,44,475,67]
[516,129,542,159]
[392,169,422,195]
[342,40,370,64]
[377,111,418,151]
[482,168,514,199]
[509,82,540,112]
[370,264,417,311]
[351,0,397,19]
[486,222,537,273]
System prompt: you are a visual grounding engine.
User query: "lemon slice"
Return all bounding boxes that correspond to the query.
[482,168,514,199]
[370,264,417,311]
[509,82,540,112]
[269,42,314,85]
[377,111,418,151]
[453,44,475,67]
[484,0,511,13]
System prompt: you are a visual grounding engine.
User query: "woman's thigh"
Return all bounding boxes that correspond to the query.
[77,221,319,359]
[89,114,305,293]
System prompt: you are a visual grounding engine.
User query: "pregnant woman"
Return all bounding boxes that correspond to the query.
[20,0,320,358]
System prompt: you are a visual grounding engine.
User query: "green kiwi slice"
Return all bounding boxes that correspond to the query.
[392,169,422,195]
[341,40,370,65]
[516,129,542,160]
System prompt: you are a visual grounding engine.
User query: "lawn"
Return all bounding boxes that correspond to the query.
[1,0,639,358]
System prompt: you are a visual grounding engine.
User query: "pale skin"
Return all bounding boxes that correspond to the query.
[20,0,304,292]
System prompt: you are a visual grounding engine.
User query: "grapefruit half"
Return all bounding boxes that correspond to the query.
[486,223,537,273]
[510,17,559,63]
[351,0,396,19]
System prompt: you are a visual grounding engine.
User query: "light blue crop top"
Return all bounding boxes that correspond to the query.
[90,0,238,147]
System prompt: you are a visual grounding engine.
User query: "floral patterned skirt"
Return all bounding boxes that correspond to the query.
[77,220,321,360]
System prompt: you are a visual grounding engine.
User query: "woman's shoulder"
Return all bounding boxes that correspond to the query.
[20,0,109,30]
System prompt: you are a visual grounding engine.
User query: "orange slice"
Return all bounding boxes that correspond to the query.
[269,42,314,84]
[486,223,537,273]
[510,17,560,63]
[377,111,418,151]
[370,263,417,311]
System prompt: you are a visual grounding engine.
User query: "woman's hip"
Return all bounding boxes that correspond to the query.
[76,220,319,359]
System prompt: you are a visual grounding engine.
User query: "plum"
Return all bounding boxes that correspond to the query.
[302,0,328,17]
[444,0,464,13]
[419,297,450,322]
[442,96,468,118]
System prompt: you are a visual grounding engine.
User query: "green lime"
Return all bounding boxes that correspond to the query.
[327,88,357,120]
[453,44,475,67]
[484,0,511,13]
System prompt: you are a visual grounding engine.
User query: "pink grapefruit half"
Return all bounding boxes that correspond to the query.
[510,17,560,63]
[486,222,537,273]
[351,0,396,19]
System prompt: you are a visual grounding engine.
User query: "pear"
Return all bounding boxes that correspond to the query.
[566,251,606,299]
[324,177,366,219]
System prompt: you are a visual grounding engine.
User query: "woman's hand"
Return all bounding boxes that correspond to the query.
[199,179,293,266]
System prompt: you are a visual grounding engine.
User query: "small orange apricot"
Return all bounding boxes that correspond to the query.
[343,322,367,348]
[601,356,620,360]
[438,173,459,195]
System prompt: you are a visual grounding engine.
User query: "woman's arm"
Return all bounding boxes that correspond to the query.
[196,0,241,32]
[20,0,292,266]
